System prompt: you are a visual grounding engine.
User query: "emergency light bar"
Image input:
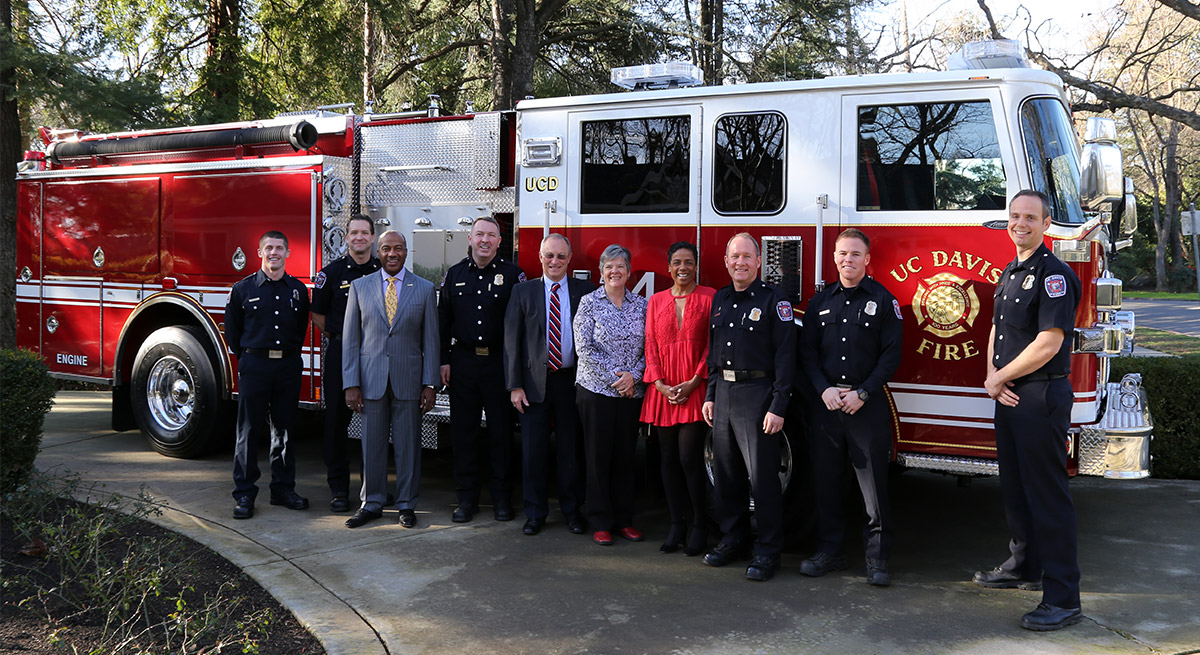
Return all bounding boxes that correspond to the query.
[611,62,704,90]
[947,39,1030,70]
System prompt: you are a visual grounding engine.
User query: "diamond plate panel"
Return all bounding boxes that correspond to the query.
[896,453,999,476]
[1076,425,1108,476]
[472,112,502,189]
[763,236,803,303]
[360,117,515,212]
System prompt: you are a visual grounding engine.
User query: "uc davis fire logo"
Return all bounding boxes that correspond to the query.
[911,272,980,338]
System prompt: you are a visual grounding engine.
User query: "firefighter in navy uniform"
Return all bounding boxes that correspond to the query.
[701,233,794,582]
[225,230,311,520]
[974,190,1084,631]
[798,228,903,586]
[439,216,526,523]
[311,215,380,513]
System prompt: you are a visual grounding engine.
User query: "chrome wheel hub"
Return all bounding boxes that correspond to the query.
[147,356,194,431]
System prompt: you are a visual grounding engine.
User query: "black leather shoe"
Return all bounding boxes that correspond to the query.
[799,552,848,577]
[660,523,685,554]
[702,539,744,567]
[345,508,382,528]
[523,517,544,535]
[494,503,514,522]
[269,491,309,510]
[330,494,350,513]
[1020,603,1083,631]
[973,567,1042,591]
[233,497,254,520]
[452,504,477,523]
[746,554,781,581]
[565,515,586,534]
[866,558,891,586]
[398,510,417,528]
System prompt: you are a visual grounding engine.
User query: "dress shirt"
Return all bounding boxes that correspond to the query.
[545,276,576,368]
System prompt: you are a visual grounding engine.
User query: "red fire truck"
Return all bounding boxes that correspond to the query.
[15,41,1152,483]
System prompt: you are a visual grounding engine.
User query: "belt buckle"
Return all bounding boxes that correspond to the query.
[268,349,283,359]
[722,370,737,382]
[474,346,490,356]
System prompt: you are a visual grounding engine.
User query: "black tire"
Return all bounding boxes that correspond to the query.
[130,326,223,458]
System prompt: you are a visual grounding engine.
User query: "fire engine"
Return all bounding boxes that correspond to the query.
[15,41,1152,485]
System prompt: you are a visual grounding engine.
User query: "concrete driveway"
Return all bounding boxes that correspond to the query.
[1126,298,1200,337]
[34,391,1200,655]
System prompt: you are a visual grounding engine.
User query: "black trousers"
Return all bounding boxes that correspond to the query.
[520,367,585,520]
[994,377,1081,609]
[233,353,301,501]
[657,421,708,529]
[322,336,353,496]
[450,349,514,506]
[810,395,893,560]
[576,386,642,532]
[711,378,784,556]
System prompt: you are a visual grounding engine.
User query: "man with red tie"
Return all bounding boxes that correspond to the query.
[503,234,595,536]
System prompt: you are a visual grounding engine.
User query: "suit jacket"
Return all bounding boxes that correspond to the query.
[504,276,594,404]
[342,270,440,401]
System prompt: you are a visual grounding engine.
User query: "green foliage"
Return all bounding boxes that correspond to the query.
[0,349,57,494]
[1,472,279,653]
[1111,355,1200,480]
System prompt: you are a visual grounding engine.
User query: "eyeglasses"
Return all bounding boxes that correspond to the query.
[540,253,568,260]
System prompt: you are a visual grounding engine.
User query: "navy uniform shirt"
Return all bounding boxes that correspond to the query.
[224,269,310,358]
[800,276,903,397]
[992,243,1080,376]
[705,278,795,417]
[311,255,381,338]
[438,255,525,364]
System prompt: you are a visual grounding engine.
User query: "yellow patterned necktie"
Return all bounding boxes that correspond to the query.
[385,276,398,325]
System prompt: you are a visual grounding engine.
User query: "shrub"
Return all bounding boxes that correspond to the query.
[1110,354,1200,480]
[1,349,58,494]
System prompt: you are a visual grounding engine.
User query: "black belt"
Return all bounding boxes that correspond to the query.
[243,348,298,359]
[719,369,769,382]
[1015,372,1068,383]
[454,344,499,356]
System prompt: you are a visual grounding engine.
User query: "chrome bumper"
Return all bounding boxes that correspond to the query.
[1077,374,1153,479]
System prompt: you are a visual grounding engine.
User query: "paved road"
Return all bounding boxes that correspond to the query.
[35,392,1200,655]
[1126,298,1200,337]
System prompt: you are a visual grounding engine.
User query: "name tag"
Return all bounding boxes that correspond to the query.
[456,282,467,287]
[248,297,261,302]
[819,309,830,315]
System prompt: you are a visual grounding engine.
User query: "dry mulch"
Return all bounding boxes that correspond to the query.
[1,496,325,655]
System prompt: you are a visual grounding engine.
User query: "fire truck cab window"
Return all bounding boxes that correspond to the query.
[713,112,786,214]
[580,117,690,214]
[857,101,1006,211]
[1020,98,1086,225]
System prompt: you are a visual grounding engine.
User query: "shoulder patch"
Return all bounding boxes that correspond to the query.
[776,300,793,321]
[518,271,527,283]
[1045,274,1067,298]
[893,298,903,320]
[314,271,326,289]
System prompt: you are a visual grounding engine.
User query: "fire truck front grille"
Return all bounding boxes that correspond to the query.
[896,452,998,476]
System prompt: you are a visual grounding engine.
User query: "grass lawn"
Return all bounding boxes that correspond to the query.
[1136,327,1200,356]
[1125,290,1200,300]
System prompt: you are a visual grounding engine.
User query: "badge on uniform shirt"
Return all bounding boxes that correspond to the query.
[314,272,326,289]
[494,273,504,286]
[865,300,877,316]
[776,300,793,321]
[893,299,903,320]
[749,308,762,321]
[293,289,300,301]
[1045,274,1067,298]
[1022,274,1035,290]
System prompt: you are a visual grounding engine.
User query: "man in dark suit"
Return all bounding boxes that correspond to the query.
[504,233,594,536]
[341,230,439,529]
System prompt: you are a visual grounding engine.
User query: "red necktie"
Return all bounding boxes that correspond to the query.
[549,283,563,371]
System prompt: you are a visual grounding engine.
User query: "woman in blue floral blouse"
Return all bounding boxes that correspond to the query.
[573,243,647,546]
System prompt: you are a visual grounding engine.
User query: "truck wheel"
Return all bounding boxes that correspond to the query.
[131,326,222,458]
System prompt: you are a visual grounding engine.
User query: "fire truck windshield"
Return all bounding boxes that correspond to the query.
[1020,97,1087,225]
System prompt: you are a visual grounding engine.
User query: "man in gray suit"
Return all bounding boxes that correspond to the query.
[342,230,439,528]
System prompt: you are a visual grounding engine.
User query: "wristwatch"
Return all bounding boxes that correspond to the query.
[857,389,870,402]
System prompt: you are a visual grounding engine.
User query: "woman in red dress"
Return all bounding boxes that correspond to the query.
[640,242,715,555]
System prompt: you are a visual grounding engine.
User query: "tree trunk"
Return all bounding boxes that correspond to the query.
[713,0,723,83]
[511,0,538,102]
[1162,121,1185,279]
[362,0,374,109]
[1,0,21,348]
[491,0,515,109]
[203,0,241,119]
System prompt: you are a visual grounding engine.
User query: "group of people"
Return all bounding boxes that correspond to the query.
[224,189,1084,631]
